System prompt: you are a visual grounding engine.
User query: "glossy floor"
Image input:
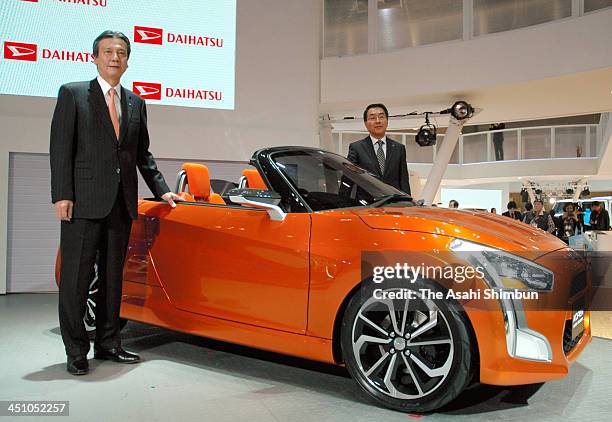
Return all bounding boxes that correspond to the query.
[0,293,610,422]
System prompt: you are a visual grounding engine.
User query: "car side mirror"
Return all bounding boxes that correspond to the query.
[227,188,286,221]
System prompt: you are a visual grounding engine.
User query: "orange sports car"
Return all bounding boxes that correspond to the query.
[56,147,591,412]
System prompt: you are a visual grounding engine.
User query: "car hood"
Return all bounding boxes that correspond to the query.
[351,206,566,254]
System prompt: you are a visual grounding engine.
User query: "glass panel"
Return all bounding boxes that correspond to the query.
[378,0,463,51]
[590,126,597,157]
[463,133,488,163]
[522,128,552,159]
[501,130,518,160]
[555,126,587,158]
[338,132,368,158]
[584,0,612,13]
[435,135,458,164]
[324,0,369,57]
[272,150,409,211]
[473,0,572,36]
[406,134,434,163]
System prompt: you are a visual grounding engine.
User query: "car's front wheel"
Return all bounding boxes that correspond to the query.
[340,279,473,413]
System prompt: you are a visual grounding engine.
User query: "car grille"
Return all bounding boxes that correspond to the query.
[563,319,584,355]
[569,271,587,297]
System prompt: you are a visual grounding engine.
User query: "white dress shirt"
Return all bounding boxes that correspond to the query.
[370,135,387,155]
[97,76,122,121]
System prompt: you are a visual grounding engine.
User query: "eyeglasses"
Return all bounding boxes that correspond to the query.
[367,114,387,122]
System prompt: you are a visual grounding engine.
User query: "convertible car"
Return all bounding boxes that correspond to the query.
[56,147,591,412]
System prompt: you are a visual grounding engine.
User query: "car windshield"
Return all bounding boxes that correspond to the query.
[270,150,413,211]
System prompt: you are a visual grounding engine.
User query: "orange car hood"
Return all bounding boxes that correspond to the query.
[351,206,565,254]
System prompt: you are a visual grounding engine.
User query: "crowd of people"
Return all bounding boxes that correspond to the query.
[499,199,611,244]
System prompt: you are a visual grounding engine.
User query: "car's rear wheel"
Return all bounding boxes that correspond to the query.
[84,256,128,338]
[56,250,128,339]
[340,279,473,413]
[84,263,98,339]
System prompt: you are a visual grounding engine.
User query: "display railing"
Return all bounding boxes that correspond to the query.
[332,124,600,165]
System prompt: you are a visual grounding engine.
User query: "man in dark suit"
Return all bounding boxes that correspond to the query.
[347,103,411,194]
[502,201,523,221]
[50,31,180,375]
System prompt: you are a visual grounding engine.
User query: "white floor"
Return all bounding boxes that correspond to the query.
[1,293,611,422]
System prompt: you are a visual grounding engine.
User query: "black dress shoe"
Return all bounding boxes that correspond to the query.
[67,356,89,375]
[94,347,141,364]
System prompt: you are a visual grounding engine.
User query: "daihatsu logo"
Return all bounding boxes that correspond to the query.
[134,26,163,45]
[3,41,38,61]
[133,82,162,100]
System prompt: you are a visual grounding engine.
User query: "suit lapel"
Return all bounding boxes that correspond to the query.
[363,137,382,177]
[118,87,133,144]
[89,79,117,143]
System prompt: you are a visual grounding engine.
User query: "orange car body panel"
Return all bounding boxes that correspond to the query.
[76,198,589,385]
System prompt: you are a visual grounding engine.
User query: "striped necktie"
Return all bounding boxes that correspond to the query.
[376,140,385,174]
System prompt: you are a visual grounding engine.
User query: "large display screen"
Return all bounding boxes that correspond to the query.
[0,0,236,109]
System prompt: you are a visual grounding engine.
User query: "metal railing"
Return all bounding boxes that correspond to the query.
[333,124,600,165]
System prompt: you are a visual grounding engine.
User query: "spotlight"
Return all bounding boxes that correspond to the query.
[549,197,556,205]
[535,188,542,195]
[581,186,590,197]
[415,112,437,147]
[447,101,474,120]
[566,188,574,195]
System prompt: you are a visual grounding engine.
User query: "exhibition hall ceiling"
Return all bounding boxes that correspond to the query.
[321,67,612,127]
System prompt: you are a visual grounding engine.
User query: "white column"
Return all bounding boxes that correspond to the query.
[463,0,474,41]
[551,127,556,158]
[420,117,467,205]
[318,117,334,153]
[368,0,378,54]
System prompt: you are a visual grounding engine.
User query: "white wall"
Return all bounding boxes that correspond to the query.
[0,0,323,294]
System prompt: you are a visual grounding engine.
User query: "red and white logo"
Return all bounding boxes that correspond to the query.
[134,26,163,45]
[3,41,38,61]
[133,82,162,100]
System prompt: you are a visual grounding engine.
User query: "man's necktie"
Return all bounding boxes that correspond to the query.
[108,88,120,140]
[376,140,385,174]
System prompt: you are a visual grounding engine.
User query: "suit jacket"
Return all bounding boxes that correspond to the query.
[50,79,170,219]
[347,136,411,194]
[502,210,523,221]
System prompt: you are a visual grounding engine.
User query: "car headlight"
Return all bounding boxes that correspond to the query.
[449,238,554,291]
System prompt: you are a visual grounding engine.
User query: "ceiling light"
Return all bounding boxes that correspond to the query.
[448,101,474,120]
[415,112,437,147]
[581,186,590,197]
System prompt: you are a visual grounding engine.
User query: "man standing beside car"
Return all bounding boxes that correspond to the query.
[502,201,522,221]
[50,30,180,375]
[347,104,411,194]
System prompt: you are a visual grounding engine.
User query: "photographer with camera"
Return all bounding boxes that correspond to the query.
[558,203,582,244]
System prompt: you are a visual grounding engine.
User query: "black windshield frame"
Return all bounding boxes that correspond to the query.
[256,148,413,212]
